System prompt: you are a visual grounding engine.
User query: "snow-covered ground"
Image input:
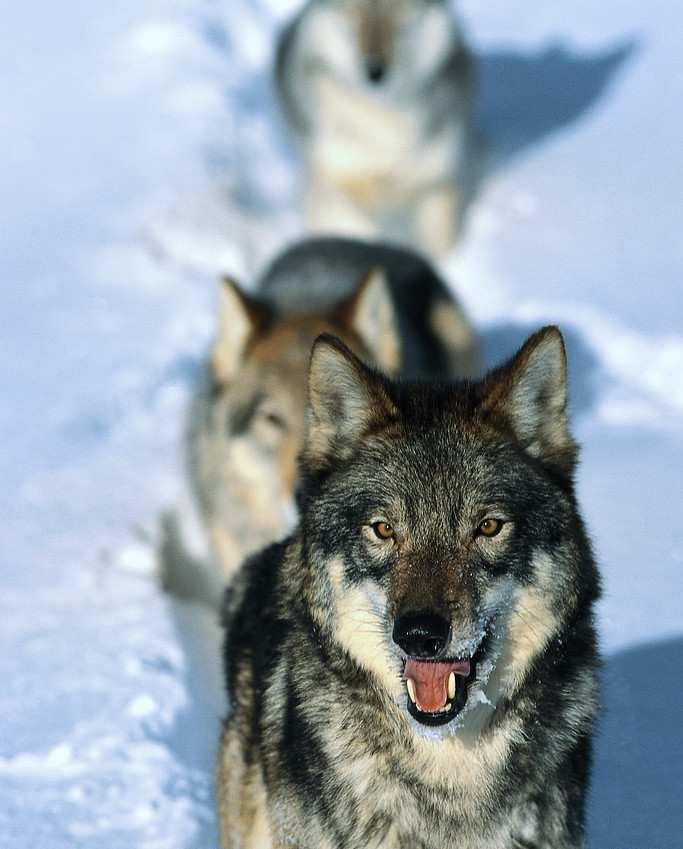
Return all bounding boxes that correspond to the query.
[1,0,681,846]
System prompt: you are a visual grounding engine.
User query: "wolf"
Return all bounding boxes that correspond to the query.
[217,326,601,849]
[275,0,475,256]
[182,237,478,596]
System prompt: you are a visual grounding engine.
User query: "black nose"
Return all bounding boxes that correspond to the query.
[392,612,451,658]
[365,57,386,83]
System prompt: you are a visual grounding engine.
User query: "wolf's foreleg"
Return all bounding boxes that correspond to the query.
[414,183,460,256]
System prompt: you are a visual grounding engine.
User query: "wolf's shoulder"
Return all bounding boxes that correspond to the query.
[222,540,288,633]
[221,540,291,688]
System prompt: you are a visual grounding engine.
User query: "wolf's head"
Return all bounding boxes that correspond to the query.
[299,330,598,734]
[304,0,456,90]
[193,269,401,578]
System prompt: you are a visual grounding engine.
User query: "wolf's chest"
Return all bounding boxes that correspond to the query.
[309,76,451,181]
[333,789,520,849]
[301,704,528,849]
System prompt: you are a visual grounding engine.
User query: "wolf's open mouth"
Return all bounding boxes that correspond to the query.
[402,634,490,726]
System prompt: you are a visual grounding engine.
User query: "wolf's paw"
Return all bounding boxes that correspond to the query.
[157,509,225,611]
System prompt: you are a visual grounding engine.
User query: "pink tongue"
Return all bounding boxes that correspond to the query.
[403,659,471,713]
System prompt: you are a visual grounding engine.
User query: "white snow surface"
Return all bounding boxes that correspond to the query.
[1,0,681,846]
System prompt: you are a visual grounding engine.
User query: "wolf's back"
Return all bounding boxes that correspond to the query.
[258,236,479,378]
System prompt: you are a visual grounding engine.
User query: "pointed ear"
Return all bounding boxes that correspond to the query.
[304,334,397,472]
[336,267,401,374]
[211,277,268,384]
[481,326,576,471]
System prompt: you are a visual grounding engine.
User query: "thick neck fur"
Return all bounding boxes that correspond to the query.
[222,480,598,849]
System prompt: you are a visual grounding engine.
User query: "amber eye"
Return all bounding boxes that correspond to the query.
[478,518,504,538]
[371,521,394,541]
[263,411,287,430]
[256,406,287,431]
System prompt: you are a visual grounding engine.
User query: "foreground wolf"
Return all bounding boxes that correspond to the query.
[217,327,600,849]
[276,0,474,255]
[186,237,478,589]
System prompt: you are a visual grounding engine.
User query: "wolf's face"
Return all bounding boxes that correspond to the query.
[195,270,401,578]
[304,0,455,90]
[301,330,594,734]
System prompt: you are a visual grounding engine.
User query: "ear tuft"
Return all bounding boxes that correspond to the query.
[211,277,268,384]
[305,334,396,471]
[337,267,401,374]
[482,326,575,471]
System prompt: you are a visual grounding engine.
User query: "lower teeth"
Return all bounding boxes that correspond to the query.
[415,702,453,715]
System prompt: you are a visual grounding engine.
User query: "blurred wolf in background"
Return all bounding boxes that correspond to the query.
[276,0,475,256]
[217,327,600,849]
[165,237,478,604]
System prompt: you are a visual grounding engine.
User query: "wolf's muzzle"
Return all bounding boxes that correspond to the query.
[365,57,387,84]
[392,611,451,659]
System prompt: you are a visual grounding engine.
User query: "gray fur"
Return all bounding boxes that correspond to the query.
[275,0,476,254]
[217,328,601,849]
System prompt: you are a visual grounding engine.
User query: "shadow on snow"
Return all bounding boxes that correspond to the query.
[588,636,683,849]
[475,39,638,170]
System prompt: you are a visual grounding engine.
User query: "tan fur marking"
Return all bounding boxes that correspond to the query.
[218,658,278,849]
[499,552,559,694]
[305,173,379,238]
[241,765,274,849]
[328,558,402,699]
[357,5,395,69]
[345,268,401,373]
[216,724,242,848]
[248,318,325,365]
[339,174,392,212]
[413,714,523,799]
[218,739,273,849]
[415,184,461,257]
[428,296,481,376]
[429,300,474,358]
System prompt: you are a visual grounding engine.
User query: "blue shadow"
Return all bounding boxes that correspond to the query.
[164,596,224,849]
[589,637,683,849]
[475,39,638,170]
